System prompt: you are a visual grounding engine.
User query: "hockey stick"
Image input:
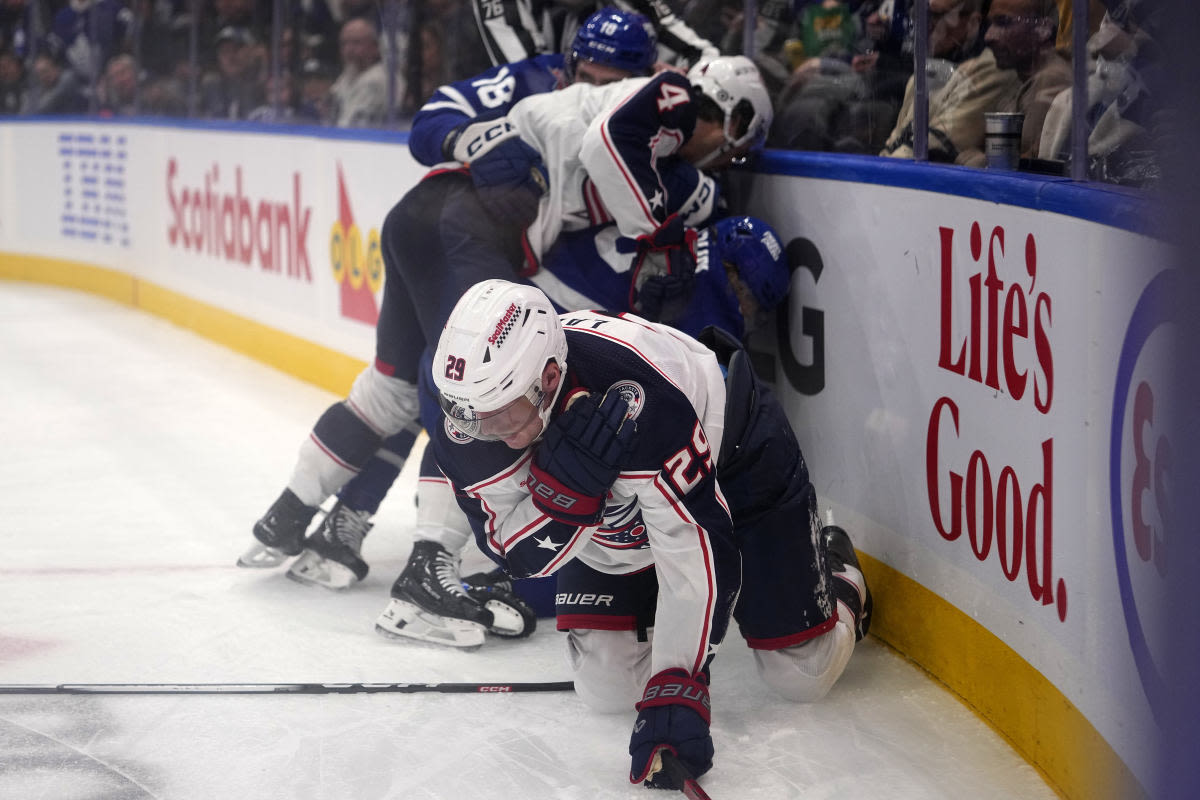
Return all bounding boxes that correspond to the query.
[0,680,574,696]
[651,749,714,800]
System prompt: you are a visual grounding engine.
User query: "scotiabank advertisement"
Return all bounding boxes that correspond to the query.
[0,122,427,359]
[742,173,1170,790]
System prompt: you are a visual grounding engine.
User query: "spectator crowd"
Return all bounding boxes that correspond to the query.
[0,0,1162,187]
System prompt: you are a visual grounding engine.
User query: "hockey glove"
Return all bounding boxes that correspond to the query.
[624,214,700,320]
[528,390,635,527]
[628,669,714,789]
[636,274,695,325]
[445,118,549,230]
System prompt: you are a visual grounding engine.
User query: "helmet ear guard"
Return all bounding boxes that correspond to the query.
[566,6,658,82]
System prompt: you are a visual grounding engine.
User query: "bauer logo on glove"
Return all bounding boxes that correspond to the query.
[528,388,636,526]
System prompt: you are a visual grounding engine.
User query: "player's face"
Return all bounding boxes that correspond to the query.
[574,61,635,86]
[477,396,544,449]
[725,262,762,330]
[680,120,730,168]
[680,120,754,171]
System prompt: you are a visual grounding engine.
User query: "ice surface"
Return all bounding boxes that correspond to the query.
[0,282,1055,799]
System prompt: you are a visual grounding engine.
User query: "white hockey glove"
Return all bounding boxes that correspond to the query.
[443,118,549,230]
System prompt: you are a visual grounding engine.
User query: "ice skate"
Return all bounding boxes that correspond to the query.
[823,524,873,641]
[374,540,493,649]
[237,489,318,568]
[463,568,537,639]
[286,502,372,590]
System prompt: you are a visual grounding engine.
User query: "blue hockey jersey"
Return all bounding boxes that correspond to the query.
[535,221,747,338]
[408,53,565,167]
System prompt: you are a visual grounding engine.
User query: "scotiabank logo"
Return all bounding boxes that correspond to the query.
[1110,268,1179,720]
[329,164,381,325]
[926,222,1066,621]
[166,158,312,280]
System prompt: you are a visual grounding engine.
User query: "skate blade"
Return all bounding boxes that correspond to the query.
[285,550,360,590]
[374,598,486,650]
[236,541,292,568]
[483,599,528,638]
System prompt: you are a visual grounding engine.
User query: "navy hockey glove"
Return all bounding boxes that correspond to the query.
[445,118,549,230]
[528,390,635,526]
[636,273,694,324]
[628,669,714,789]
[624,214,700,318]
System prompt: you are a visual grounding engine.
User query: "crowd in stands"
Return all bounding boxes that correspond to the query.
[0,0,1162,187]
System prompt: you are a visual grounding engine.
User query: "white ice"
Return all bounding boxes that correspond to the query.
[0,282,1055,799]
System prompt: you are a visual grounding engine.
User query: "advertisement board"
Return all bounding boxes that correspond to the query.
[742,173,1170,790]
[2,121,426,361]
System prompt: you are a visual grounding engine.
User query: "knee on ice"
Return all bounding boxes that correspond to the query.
[566,629,649,713]
[754,620,855,703]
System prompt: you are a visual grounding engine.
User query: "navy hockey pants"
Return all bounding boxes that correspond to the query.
[375,170,525,382]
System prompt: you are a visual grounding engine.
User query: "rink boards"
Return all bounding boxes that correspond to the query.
[0,118,1170,799]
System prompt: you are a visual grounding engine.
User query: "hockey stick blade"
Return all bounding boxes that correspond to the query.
[0,680,574,696]
[657,750,714,800]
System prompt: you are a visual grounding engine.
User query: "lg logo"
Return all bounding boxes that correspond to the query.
[776,237,826,396]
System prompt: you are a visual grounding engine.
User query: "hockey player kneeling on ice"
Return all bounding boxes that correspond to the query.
[428,280,873,790]
[323,211,794,648]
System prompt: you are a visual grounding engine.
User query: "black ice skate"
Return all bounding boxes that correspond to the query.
[236,489,317,568]
[823,524,874,641]
[462,568,537,639]
[374,540,494,649]
[286,501,372,590]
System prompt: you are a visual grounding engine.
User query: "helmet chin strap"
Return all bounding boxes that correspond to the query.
[531,366,568,444]
[693,141,733,170]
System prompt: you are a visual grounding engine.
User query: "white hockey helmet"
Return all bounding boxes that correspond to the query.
[433,279,567,440]
[687,55,774,167]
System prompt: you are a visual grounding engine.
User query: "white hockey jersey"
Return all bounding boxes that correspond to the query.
[503,71,717,267]
[430,310,738,678]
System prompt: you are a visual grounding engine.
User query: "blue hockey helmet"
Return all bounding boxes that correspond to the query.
[566,7,658,82]
[713,216,789,311]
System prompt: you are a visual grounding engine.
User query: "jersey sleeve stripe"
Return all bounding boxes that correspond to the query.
[462,450,533,493]
[652,471,719,674]
[596,87,663,227]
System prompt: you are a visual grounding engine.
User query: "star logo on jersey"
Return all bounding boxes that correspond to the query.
[535,535,563,552]
[649,189,664,211]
